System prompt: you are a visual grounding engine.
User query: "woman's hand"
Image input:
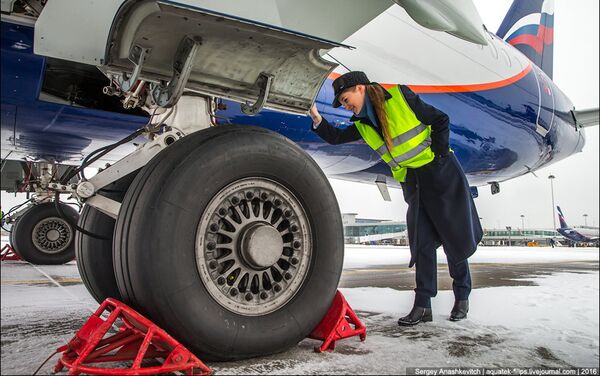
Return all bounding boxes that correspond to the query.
[309,104,322,127]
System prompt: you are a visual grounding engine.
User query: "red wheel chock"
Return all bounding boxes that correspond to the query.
[53,298,211,375]
[308,290,366,352]
[1,244,21,261]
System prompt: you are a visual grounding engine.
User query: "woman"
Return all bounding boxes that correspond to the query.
[309,71,483,326]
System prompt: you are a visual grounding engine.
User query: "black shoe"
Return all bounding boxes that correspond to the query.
[449,300,469,321]
[397,306,433,326]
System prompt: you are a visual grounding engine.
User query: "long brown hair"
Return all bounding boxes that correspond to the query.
[366,84,393,152]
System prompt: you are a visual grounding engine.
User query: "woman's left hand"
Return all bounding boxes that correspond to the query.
[309,104,322,126]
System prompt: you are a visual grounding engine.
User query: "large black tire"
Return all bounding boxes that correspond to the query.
[9,216,24,259]
[75,173,137,304]
[10,202,79,264]
[114,125,344,361]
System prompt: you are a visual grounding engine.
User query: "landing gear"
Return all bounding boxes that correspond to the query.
[63,6,346,356]
[112,125,344,360]
[9,202,79,265]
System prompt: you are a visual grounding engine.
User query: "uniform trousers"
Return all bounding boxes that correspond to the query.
[413,203,472,308]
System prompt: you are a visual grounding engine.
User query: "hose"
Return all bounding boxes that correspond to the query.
[0,198,34,232]
[32,350,60,376]
[62,127,146,184]
[54,192,109,240]
[54,108,171,239]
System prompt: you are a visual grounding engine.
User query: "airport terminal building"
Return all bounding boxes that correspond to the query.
[343,213,408,245]
[342,213,563,246]
[481,228,560,247]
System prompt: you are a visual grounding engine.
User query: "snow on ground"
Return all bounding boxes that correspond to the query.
[212,246,600,373]
[341,271,599,367]
[1,242,598,374]
[210,271,599,374]
[343,244,599,269]
[3,234,598,267]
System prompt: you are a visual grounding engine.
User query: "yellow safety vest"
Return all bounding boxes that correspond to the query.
[354,85,435,182]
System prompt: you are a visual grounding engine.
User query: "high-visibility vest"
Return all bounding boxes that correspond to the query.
[354,85,435,182]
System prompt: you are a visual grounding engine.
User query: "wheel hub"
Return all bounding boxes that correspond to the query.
[196,177,312,316]
[46,229,60,242]
[240,223,283,269]
[31,217,73,254]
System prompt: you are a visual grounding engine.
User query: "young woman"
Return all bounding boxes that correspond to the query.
[309,71,483,326]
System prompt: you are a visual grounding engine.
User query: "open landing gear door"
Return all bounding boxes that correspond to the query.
[104,1,350,113]
[37,0,362,114]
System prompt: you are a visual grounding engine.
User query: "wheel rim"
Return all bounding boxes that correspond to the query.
[196,177,312,316]
[31,217,73,254]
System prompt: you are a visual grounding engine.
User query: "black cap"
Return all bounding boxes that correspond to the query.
[331,71,372,108]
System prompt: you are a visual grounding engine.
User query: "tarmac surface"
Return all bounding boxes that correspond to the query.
[339,260,599,290]
[1,256,598,374]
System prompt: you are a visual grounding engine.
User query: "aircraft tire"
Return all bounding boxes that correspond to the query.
[10,202,78,265]
[9,215,25,259]
[114,125,344,360]
[75,174,137,304]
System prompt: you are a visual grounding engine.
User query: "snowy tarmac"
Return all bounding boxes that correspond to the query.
[1,245,598,374]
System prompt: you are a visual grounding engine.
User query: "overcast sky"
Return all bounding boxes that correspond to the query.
[329,0,599,230]
[1,1,598,231]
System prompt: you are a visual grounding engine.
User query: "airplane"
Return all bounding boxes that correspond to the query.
[556,206,600,244]
[1,0,599,361]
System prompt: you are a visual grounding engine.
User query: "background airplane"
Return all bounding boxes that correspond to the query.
[1,0,598,361]
[556,206,600,244]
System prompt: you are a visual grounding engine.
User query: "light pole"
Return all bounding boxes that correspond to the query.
[520,214,525,233]
[583,214,588,227]
[548,174,556,231]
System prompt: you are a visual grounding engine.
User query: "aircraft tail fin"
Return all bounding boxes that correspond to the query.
[496,0,554,78]
[557,206,569,229]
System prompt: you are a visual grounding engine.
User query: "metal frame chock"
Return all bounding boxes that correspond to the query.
[241,73,274,116]
[117,44,151,92]
[151,35,203,108]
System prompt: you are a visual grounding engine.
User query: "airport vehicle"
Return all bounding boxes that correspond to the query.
[1,0,598,360]
[556,206,600,244]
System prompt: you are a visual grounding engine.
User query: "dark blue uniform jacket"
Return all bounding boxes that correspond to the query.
[312,85,482,267]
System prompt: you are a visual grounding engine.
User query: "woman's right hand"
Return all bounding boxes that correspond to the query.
[309,104,322,126]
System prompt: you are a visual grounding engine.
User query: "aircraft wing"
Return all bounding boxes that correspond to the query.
[34,0,488,115]
[574,108,600,128]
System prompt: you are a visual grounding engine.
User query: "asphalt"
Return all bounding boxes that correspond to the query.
[339,261,600,290]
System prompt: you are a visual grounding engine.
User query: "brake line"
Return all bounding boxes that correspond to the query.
[54,192,110,240]
[54,107,172,239]
[53,130,144,239]
[62,127,146,184]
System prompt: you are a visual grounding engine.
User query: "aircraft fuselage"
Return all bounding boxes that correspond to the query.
[0,11,584,188]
